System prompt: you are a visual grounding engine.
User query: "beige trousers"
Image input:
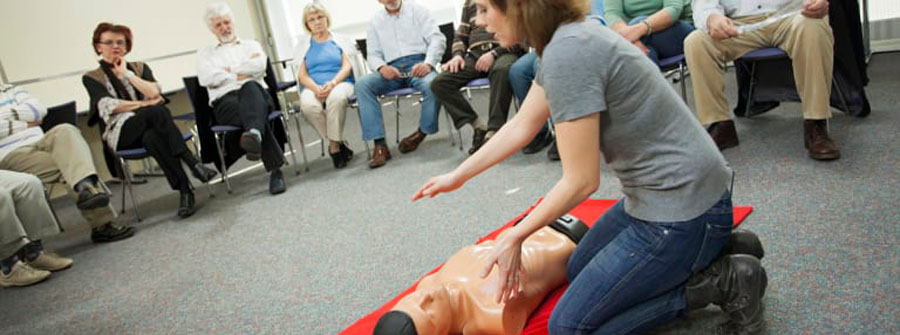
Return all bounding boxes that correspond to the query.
[0,170,60,258]
[0,124,117,227]
[684,14,834,125]
[299,82,354,142]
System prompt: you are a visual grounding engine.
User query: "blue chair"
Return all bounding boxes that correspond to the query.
[114,132,203,222]
[737,47,850,117]
[658,54,688,102]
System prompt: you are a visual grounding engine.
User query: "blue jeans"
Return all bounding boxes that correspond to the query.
[355,54,440,141]
[509,52,539,104]
[629,16,695,65]
[548,192,733,335]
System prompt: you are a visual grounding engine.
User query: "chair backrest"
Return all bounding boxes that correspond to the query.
[263,59,286,111]
[438,22,455,64]
[182,76,210,117]
[41,101,77,132]
[356,39,368,61]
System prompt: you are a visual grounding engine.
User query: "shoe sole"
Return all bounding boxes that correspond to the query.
[76,194,111,210]
[809,152,841,161]
[29,261,73,272]
[0,274,50,288]
[240,134,262,161]
[91,227,136,243]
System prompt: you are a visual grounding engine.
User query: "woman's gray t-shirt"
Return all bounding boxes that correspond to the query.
[536,19,731,222]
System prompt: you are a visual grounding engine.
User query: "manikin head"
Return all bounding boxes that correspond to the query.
[205,2,237,43]
[374,286,454,335]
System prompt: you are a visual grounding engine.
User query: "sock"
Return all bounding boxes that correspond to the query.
[248,128,262,140]
[74,175,99,192]
[0,255,18,275]
[374,138,387,147]
[18,241,42,262]
[472,117,487,131]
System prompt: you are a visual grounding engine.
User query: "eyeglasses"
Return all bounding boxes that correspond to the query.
[98,40,127,47]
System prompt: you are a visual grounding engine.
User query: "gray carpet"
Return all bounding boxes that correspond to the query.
[1,53,898,335]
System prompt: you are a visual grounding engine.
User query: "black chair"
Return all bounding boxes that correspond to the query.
[264,59,307,174]
[41,101,77,133]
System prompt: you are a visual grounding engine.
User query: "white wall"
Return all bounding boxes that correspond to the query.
[0,0,265,110]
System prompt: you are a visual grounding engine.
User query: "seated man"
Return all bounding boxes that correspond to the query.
[356,0,445,168]
[0,84,134,243]
[685,0,838,161]
[1,170,73,288]
[198,2,286,194]
[431,0,524,155]
[374,214,765,335]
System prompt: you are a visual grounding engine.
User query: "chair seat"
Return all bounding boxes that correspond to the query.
[211,125,241,133]
[173,113,196,122]
[658,54,686,70]
[277,81,297,91]
[739,47,787,61]
[268,111,282,120]
[383,87,418,97]
[467,78,490,87]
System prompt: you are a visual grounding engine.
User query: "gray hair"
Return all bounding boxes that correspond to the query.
[204,2,234,28]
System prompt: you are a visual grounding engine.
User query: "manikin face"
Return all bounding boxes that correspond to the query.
[96,31,128,62]
[378,0,402,11]
[209,16,236,43]
[392,286,453,334]
[306,11,329,35]
[475,0,517,47]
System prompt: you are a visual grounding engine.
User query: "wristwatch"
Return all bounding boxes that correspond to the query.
[124,70,136,80]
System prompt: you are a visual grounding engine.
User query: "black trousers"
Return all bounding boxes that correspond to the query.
[430,53,518,131]
[117,105,190,191]
[212,81,284,172]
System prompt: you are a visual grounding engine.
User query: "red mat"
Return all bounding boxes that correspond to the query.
[340,199,753,335]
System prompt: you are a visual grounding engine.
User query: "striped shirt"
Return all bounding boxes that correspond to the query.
[0,84,46,162]
[452,0,523,59]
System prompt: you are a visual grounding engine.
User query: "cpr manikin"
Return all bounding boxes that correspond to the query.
[373,215,763,335]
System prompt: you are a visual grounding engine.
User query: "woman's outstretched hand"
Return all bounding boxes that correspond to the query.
[412,172,464,201]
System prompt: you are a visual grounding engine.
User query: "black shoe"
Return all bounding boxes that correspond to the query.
[240,131,262,161]
[190,163,218,183]
[547,140,560,161]
[708,120,739,150]
[468,128,488,155]
[329,150,347,169]
[340,142,354,162]
[269,169,286,195]
[522,129,552,154]
[686,255,767,335]
[90,223,135,243]
[75,182,110,210]
[177,192,196,218]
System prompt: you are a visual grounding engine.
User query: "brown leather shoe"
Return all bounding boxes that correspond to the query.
[398,130,427,153]
[707,120,739,150]
[369,145,392,169]
[804,119,840,161]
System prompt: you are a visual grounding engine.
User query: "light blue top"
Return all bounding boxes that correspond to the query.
[305,38,351,85]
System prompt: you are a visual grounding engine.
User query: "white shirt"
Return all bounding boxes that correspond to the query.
[197,39,268,105]
[0,84,46,162]
[693,0,792,32]
[366,0,445,71]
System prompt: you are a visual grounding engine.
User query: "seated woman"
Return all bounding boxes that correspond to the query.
[82,22,217,218]
[293,3,356,168]
[604,0,694,64]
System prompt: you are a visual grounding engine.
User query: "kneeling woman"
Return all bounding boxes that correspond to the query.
[83,22,217,218]
[414,0,766,334]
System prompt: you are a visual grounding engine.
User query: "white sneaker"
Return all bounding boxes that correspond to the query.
[0,261,51,288]
[27,252,74,272]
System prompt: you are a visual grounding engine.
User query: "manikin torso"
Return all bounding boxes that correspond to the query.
[391,226,576,335]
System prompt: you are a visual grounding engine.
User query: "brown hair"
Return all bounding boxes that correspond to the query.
[92,22,133,55]
[487,0,589,56]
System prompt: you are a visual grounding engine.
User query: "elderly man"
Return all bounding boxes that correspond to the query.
[197,2,286,194]
[0,171,73,288]
[356,0,445,168]
[0,84,134,243]
[430,0,524,155]
[685,0,839,161]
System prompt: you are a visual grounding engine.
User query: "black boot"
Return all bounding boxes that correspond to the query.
[340,142,354,162]
[720,229,764,260]
[177,191,196,218]
[190,163,218,183]
[330,149,347,169]
[90,223,135,243]
[685,255,767,335]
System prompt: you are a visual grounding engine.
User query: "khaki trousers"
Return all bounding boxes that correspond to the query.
[298,82,354,142]
[0,170,60,259]
[684,14,834,125]
[0,124,117,227]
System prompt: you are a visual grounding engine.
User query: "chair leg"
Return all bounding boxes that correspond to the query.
[119,157,142,222]
[189,137,213,198]
[679,62,688,103]
[280,115,303,175]
[354,107,371,159]
[745,61,757,117]
[214,132,232,193]
[286,114,309,173]
[395,96,401,143]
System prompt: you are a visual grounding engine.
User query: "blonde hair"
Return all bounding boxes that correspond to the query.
[489,0,589,56]
[302,3,332,34]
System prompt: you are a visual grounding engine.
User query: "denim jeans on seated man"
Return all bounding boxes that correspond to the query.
[356,54,440,144]
[548,191,734,334]
[629,15,695,65]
